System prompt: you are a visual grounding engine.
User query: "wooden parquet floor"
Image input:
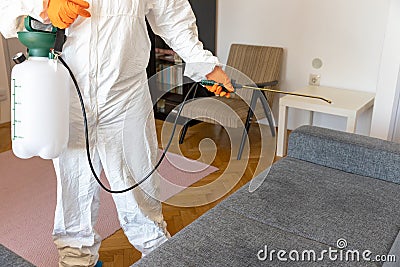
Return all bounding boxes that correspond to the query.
[0,119,281,267]
[0,122,11,152]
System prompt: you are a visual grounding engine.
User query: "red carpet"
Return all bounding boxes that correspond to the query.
[0,150,217,267]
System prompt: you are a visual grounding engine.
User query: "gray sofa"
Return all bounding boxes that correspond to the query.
[0,244,35,267]
[134,125,400,266]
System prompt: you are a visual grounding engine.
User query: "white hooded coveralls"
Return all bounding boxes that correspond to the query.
[0,0,218,265]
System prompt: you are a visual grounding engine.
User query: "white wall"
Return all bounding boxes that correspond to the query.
[370,0,400,140]
[217,0,391,135]
[389,69,400,142]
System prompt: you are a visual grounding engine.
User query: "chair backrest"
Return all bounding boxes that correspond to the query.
[225,44,283,107]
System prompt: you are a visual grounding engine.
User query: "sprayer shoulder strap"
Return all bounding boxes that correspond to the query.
[54,29,66,54]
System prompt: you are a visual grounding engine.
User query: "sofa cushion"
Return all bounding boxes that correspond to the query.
[220,157,400,260]
[287,126,400,184]
[133,208,376,266]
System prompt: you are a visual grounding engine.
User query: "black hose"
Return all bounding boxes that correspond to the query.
[59,56,196,194]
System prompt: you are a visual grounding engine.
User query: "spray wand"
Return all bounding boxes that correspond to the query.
[200,80,332,104]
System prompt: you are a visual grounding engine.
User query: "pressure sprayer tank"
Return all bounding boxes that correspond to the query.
[11,21,70,159]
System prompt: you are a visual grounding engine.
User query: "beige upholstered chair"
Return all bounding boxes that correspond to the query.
[179,44,284,159]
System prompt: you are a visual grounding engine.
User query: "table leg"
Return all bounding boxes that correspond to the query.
[277,104,288,157]
[346,114,357,133]
[309,111,314,125]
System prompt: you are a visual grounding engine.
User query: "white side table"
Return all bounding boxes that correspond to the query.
[277,86,375,157]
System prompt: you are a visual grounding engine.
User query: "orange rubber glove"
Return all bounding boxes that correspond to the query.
[47,0,91,29]
[205,66,235,98]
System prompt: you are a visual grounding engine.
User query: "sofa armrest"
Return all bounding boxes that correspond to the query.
[287,125,400,184]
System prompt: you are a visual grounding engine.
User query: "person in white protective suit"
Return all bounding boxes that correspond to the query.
[0,0,233,266]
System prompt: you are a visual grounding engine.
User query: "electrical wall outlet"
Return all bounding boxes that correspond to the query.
[309,74,320,86]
